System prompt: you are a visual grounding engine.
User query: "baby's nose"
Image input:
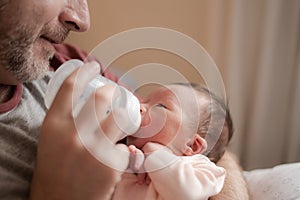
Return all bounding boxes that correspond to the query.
[139,104,151,127]
[140,104,147,114]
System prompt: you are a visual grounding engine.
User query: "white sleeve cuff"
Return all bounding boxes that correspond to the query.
[144,148,179,173]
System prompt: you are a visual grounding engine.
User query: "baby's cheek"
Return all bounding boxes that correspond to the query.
[133,107,167,139]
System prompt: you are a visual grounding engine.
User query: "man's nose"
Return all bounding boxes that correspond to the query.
[59,0,90,32]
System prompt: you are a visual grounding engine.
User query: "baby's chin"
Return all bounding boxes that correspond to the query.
[126,136,148,149]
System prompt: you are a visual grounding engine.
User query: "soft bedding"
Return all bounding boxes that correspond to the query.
[244,162,300,200]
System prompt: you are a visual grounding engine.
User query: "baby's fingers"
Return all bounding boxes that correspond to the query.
[129,145,145,172]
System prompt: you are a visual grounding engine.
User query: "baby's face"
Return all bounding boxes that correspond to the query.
[127,84,207,153]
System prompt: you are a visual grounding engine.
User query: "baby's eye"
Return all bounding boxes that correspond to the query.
[156,103,167,109]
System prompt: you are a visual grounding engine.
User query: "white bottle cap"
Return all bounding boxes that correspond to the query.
[45,59,141,135]
[45,59,84,109]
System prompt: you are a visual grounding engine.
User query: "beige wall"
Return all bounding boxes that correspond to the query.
[66,0,230,90]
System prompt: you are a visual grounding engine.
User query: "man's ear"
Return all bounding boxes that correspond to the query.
[183,135,207,156]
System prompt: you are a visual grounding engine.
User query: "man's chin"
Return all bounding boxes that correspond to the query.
[26,45,54,81]
[19,56,52,83]
[24,69,48,82]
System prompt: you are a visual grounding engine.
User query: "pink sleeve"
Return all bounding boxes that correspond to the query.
[50,43,120,83]
[144,151,226,200]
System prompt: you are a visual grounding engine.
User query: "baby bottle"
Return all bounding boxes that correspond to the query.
[44,59,141,135]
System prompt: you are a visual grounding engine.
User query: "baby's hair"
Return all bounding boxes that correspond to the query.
[173,83,233,163]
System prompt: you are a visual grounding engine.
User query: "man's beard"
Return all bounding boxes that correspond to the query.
[0,33,52,82]
[0,23,68,83]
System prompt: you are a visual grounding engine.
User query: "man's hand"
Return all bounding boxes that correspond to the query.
[210,150,249,200]
[30,62,129,200]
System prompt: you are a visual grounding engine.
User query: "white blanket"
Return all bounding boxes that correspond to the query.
[244,162,300,200]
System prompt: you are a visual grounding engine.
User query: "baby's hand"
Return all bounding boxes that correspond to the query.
[128,145,144,172]
[128,145,150,185]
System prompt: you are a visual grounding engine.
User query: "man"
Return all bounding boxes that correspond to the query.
[0,0,249,199]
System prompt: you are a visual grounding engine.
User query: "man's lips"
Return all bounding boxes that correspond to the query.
[40,35,61,44]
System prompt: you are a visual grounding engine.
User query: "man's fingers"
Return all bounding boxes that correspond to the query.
[75,84,120,142]
[137,173,147,185]
[76,96,130,170]
[76,99,130,171]
[146,175,152,185]
[74,87,127,148]
[74,92,99,146]
[100,108,130,143]
[70,82,134,144]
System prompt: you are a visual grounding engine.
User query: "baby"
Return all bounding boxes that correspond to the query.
[112,83,233,200]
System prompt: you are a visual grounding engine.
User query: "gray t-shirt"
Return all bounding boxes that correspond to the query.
[0,73,52,199]
[0,43,119,199]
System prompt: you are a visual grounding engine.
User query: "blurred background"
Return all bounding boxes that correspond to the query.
[67,0,300,170]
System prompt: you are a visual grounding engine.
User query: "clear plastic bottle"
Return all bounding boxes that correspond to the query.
[44,59,141,135]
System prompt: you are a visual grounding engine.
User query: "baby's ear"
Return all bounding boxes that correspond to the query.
[183,135,207,156]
